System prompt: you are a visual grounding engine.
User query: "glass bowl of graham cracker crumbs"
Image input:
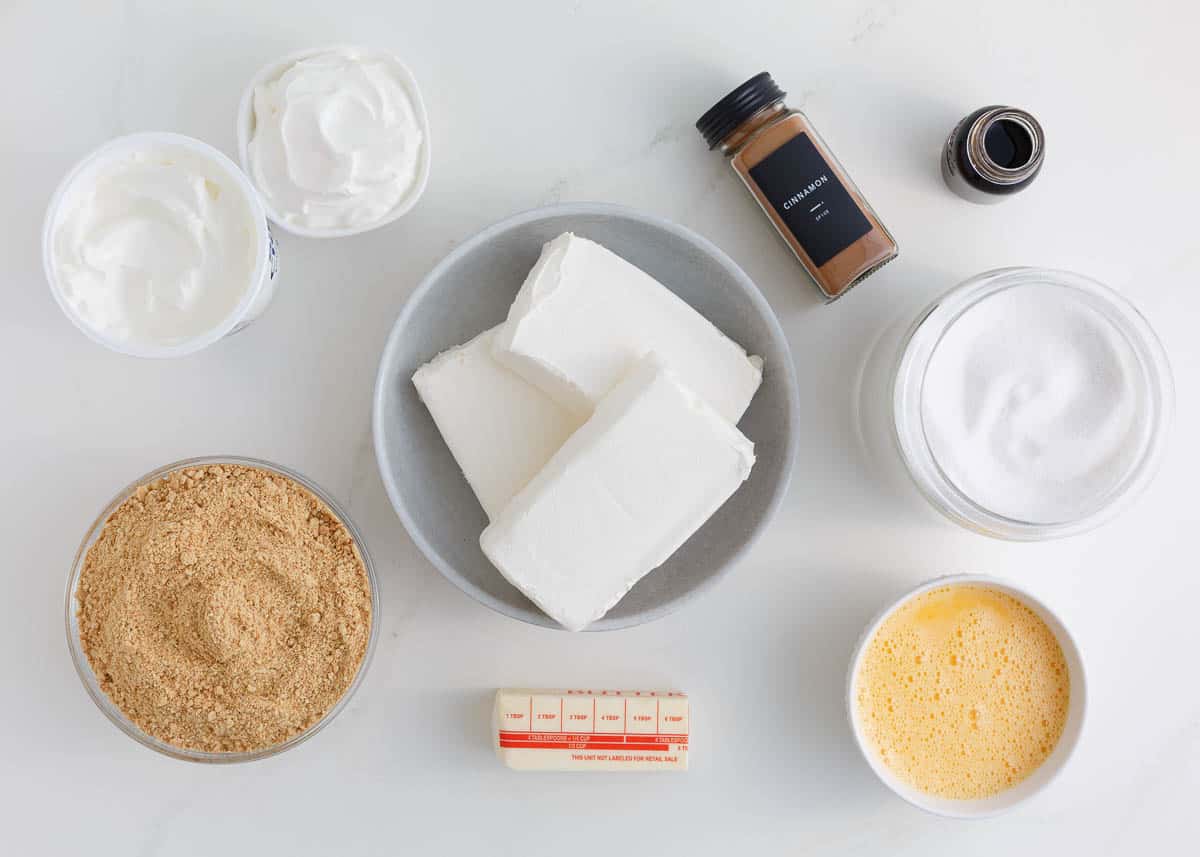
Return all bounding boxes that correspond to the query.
[65,456,379,763]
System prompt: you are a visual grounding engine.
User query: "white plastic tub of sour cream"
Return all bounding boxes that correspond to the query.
[892,268,1173,540]
[43,132,279,358]
[237,45,431,238]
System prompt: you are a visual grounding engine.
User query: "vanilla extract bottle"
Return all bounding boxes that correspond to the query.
[941,105,1045,203]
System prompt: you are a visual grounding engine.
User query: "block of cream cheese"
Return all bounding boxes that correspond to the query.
[413,326,584,519]
[480,355,755,631]
[494,689,689,771]
[492,233,763,423]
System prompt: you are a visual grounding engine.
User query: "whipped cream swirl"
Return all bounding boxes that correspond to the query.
[247,48,425,232]
[50,143,258,346]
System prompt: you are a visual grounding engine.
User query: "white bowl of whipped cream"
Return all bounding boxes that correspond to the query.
[892,267,1173,540]
[43,132,278,358]
[238,45,431,238]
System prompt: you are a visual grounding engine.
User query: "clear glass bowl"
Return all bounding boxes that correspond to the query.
[893,268,1174,540]
[64,456,379,763]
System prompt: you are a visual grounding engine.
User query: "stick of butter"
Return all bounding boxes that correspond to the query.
[494,689,690,771]
[493,232,763,424]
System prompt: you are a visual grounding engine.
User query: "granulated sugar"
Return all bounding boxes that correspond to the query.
[920,283,1148,524]
[76,463,371,753]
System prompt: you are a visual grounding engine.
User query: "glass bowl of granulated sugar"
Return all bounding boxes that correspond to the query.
[65,456,379,762]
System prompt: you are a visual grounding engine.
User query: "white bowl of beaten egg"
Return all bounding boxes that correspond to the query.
[237,45,431,238]
[847,574,1086,818]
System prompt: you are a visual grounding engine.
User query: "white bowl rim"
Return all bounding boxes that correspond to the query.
[844,573,1088,818]
[42,132,272,359]
[372,201,801,631]
[236,43,432,239]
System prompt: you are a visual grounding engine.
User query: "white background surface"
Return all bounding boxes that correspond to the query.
[3,1,1197,853]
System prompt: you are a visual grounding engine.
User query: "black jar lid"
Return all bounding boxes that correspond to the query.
[696,72,787,149]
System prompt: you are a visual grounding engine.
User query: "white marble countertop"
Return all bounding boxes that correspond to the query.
[3,0,1197,853]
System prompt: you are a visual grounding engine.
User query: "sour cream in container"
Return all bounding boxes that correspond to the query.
[238,45,431,237]
[893,268,1173,540]
[43,133,278,358]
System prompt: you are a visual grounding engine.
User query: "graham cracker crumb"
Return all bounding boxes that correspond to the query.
[76,464,372,753]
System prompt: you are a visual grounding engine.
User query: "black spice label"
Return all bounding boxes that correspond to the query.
[749,133,872,268]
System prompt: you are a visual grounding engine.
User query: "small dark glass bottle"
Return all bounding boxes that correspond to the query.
[697,73,898,303]
[942,106,1045,203]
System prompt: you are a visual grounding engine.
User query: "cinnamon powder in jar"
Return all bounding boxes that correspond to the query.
[697,73,898,302]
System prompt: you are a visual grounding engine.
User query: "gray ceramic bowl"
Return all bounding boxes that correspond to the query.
[373,203,799,630]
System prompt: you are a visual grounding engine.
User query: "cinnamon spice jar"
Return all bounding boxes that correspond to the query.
[697,73,898,302]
